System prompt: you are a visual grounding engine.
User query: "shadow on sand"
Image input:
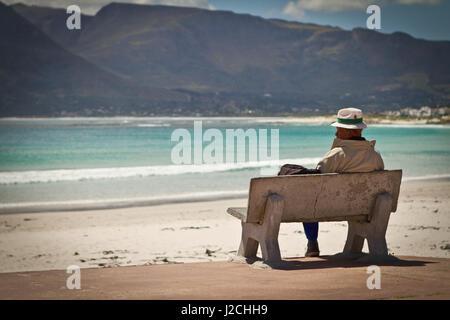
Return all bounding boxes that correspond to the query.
[229,253,434,270]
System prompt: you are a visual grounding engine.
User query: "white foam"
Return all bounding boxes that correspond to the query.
[369,123,450,129]
[0,157,321,184]
[136,124,171,127]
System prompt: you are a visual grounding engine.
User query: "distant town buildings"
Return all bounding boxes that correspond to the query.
[382,106,449,118]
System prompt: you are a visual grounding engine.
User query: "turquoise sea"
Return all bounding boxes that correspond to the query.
[0,118,449,212]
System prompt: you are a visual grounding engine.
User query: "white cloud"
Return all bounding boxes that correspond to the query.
[4,0,214,15]
[282,1,307,18]
[282,0,442,19]
[395,0,441,4]
[283,0,374,18]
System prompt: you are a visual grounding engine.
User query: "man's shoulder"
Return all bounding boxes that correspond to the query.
[324,147,345,158]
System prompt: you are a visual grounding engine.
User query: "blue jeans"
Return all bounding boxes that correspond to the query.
[302,222,319,241]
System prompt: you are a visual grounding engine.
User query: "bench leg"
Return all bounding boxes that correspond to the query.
[342,193,393,257]
[260,239,281,261]
[367,193,392,256]
[367,235,388,256]
[343,222,365,255]
[238,224,258,258]
[236,194,284,262]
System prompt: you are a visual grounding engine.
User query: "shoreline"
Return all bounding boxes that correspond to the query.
[0,190,249,215]
[1,116,449,126]
[1,175,450,215]
[0,179,449,273]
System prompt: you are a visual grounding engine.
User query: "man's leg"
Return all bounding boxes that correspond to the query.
[303,222,318,240]
[302,222,320,257]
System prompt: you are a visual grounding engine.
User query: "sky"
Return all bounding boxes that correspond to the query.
[4,0,450,41]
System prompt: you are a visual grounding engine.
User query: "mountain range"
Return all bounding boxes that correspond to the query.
[1,1,450,116]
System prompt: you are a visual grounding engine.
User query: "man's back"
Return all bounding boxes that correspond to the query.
[302,107,384,257]
[316,137,384,173]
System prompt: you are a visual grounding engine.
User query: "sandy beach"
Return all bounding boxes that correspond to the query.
[0,179,449,273]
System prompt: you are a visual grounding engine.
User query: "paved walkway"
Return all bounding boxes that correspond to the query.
[0,256,449,299]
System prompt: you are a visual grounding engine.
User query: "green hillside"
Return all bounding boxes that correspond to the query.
[4,1,450,116]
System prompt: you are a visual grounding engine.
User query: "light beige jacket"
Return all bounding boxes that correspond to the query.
[316,138,384,173]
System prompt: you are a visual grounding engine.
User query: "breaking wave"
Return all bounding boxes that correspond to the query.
[0,157,322,184]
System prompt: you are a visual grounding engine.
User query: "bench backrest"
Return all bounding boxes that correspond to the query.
[246,170,402,223]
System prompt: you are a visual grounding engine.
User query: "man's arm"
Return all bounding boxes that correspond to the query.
[376,150,385,170]
[316,148,344,173]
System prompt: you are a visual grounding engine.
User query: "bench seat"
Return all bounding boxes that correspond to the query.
[227,207,369,223]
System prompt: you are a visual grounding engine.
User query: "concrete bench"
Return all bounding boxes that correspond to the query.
[227,170,402,262]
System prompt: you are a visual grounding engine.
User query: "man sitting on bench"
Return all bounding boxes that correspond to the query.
[303,107,385,257]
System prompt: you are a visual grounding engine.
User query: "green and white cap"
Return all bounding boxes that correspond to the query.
[331,107,367,129]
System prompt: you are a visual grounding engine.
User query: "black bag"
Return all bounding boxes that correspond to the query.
[277,164,320,176]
